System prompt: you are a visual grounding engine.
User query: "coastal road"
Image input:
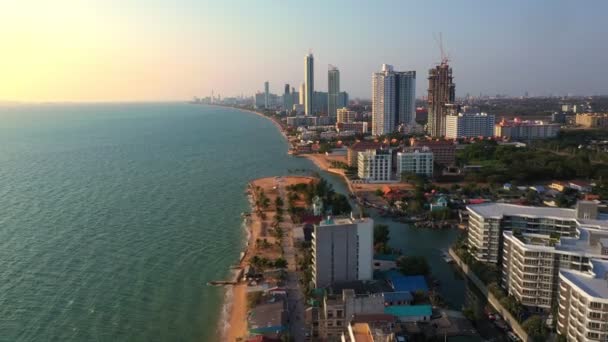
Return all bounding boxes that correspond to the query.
[276,177,306,342]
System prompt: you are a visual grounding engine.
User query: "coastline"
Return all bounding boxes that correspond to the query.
[208,104,354,341]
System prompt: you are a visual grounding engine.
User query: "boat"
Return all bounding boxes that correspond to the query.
[440,249,454,263]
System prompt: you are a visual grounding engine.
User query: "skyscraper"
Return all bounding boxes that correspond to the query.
[304,53,314,115]
[328,66,340,118]
[264,81,269,109]
[371,64,416,136]
[283,83,292,112]
[427,62,455,137]
[299,83,305,105]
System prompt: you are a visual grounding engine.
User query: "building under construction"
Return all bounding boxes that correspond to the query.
[427,62,456,137]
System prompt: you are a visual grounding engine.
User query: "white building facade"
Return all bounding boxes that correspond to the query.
[396,147,434,177]
[337,108,356,124]
[372,64,416,135]
[445,112,495,139]
[357,149,392,182]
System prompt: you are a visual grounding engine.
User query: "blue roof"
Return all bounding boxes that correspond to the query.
[386,272,428,293]
[384,305,432,317]
[383,291,413,303]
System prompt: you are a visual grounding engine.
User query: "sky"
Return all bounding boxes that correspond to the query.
[1,0,607,102]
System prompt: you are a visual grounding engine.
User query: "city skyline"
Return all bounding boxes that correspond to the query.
[2,0,608,102]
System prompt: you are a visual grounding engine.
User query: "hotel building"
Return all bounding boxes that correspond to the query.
[357,149,392,182]
[445,112,495,139]
[502,228,608,310]
[312,216,374,288]
[467,201,602,264]
[396,147,434,177]
[557,259,608,341]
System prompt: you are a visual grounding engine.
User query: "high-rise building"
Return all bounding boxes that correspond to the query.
[445,113,495,139]
[283,83,292,112]
[328,66,340,118]
[305,53,314,115]
[264,81,269,108]
[299,83,305,105]
[313,91,328,114]
[338,91,349,109]
[312,216,373,288]
[372,64,416,135]
[427,62,455,137]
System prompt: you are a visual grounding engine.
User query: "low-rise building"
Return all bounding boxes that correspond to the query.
[557,259,608,341]
[575,113,608,128]
[312,216,374,288]
[347,142,383,168]
[287,115,317,127]
[494,118,560,140]
[358,149,392,182]
[337,108,356,124]
[409,138,455,166]
[396,147,434,177]
[445,112,495,139]
[337,122,368,134]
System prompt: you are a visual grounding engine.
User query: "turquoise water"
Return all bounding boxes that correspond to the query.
[0,103,463,341]
[0,103,329,341]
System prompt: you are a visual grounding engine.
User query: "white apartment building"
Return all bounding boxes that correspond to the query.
[312,216,374,288]
[445,112,495,139]
[357,149,392,182]
[467,201,602,264]
[495,119,560,140]
[371,64,416,135]
[558,259,608,341]
[502,228,608,310]
[337,107,356,123]
[396,147,434,177]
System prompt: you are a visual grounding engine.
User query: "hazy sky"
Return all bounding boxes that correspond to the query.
[1,0,607,102]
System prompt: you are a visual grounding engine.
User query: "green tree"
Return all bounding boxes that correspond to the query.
[374,224,390,245]
[397,256,430,276]
[275,196,284,208]
[522,315,548,342]
[274,258,288,269]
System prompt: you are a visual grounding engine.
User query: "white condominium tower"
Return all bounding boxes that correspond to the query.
[304,53,314,115]
[328,66,340,118]
[372,64,416,135]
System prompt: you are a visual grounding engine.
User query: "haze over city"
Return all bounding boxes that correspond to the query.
[2,0,608,102]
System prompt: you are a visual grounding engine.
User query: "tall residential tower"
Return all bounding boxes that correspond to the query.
[328,66,340,118]
[264,81,269,109]
[304,53,314,115]
[371,64,416,135]
[427,62,455,137]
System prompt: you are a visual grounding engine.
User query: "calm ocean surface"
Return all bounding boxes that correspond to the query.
[0,103,464,342]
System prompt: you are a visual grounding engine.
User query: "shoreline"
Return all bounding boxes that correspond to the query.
[206,104,354,341]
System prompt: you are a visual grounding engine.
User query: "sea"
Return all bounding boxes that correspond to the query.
[0,103,466,342]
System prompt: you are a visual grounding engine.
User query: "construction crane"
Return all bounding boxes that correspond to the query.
[433,32,450,65]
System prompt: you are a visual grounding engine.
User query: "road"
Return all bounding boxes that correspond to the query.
[276,177,307,342]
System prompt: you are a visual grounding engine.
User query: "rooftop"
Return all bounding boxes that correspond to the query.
[319,216,371,227]
[384,305,432,317]
[560,259,608,300]
[386,271,429,293]
[504,229,608,257]
[467,202,608,230]
[351,323,374,342]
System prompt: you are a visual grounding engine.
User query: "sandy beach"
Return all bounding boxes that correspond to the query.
[221,176,314,341]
